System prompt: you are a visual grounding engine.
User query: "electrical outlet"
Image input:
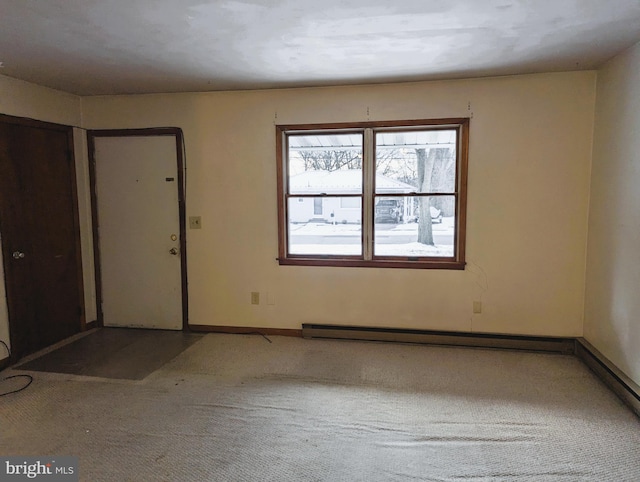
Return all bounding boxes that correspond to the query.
[251,292,260,305]
[473,301,482,314]
[189,216,202,229]
[267,292,276,305]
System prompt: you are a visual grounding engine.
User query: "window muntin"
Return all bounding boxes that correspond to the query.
[277,119,468,269]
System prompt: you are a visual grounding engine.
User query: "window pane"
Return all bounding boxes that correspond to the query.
[374,196,455,257]
[289,133,363,195]
[375,129,456,194]
[288,197,362,256]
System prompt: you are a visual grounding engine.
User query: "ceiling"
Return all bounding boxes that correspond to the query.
[1,0,640,96]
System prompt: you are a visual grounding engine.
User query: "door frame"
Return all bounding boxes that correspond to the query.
[87,128,189,331]
[0,113,87,361]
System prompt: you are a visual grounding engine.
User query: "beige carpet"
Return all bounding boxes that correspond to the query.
[1,332,639,481]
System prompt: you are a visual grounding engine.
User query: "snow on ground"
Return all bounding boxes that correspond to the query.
[289,217,454,236]
[289,243,453,257]
[374,243,453,257]
[288,217,455,256]
[289,222,362,236]
[289,217,454,257]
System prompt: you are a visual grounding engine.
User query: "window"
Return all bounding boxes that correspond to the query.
[276,118,469,269]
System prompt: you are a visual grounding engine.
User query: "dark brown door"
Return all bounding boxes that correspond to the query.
[0,116,84,361]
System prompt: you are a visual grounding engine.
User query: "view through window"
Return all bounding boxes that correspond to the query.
[277,119,469,269]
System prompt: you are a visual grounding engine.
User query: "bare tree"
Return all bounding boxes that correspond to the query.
[299,149,362,171]
[416,148,452,245]
[375,148,403,176]
[299,148,403,174]
[416,148,435,245]
[429,148,456,216]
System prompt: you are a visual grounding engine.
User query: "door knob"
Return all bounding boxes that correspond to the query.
[12,251,25,259]
[169,247,179,255]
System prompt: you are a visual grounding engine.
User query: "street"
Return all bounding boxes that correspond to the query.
[289,218,454,247]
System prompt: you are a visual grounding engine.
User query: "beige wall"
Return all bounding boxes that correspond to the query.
[83,71,595,337]
[585,41,640,385]
[0,74,85,354]
[0,74,81,126]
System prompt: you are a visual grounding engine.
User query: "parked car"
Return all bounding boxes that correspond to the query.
[375,199,403,223]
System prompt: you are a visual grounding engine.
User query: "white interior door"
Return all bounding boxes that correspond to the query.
[93,135,183,330]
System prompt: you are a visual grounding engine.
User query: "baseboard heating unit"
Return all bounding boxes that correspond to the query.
[301,324,575,354]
